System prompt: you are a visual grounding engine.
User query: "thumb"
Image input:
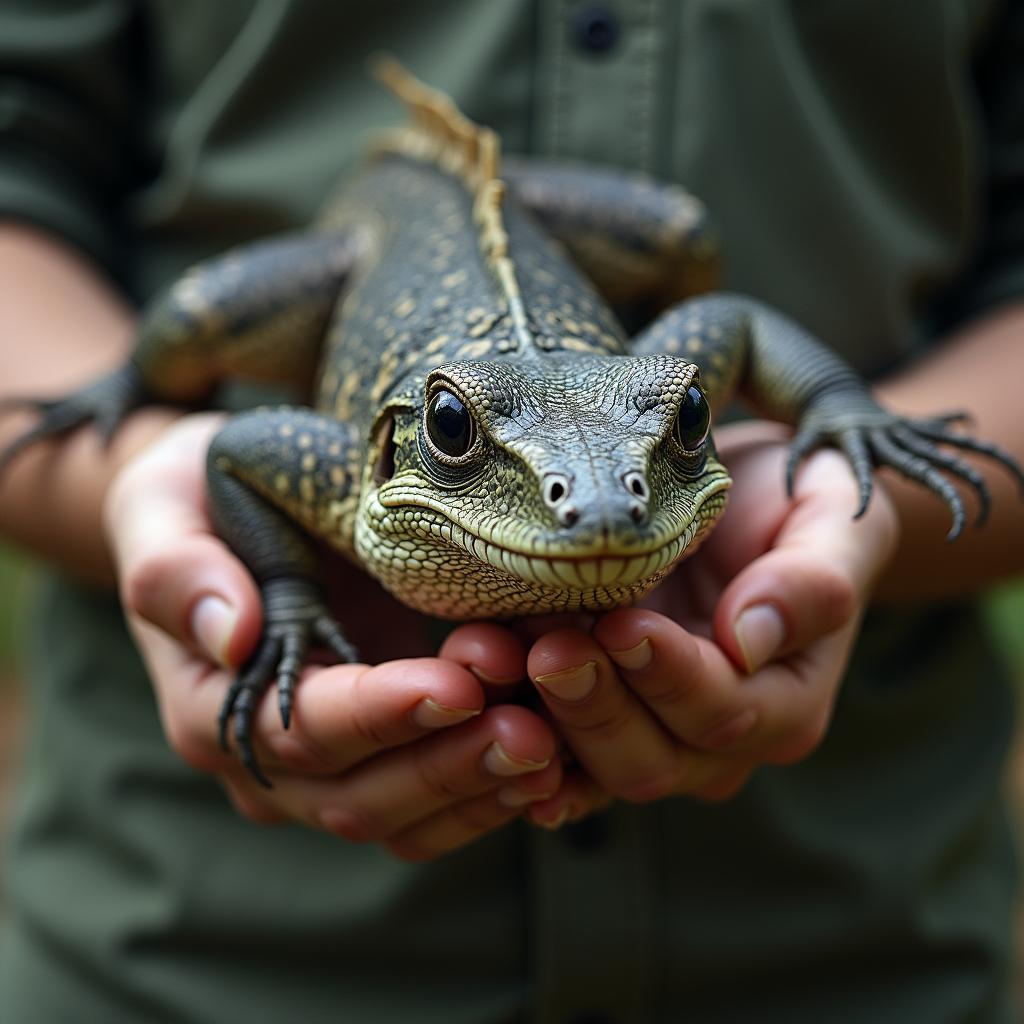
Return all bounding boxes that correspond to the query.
[713,449,899,672]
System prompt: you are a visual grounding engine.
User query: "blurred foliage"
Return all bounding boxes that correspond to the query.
[988,579,1024,683]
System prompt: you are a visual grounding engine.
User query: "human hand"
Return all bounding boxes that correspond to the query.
[440,421,900,827]
[103,414,561,860]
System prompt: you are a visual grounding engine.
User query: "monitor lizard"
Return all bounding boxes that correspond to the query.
[3,59,1021,785]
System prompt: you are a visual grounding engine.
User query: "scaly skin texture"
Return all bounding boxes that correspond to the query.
[5,61,1022,782]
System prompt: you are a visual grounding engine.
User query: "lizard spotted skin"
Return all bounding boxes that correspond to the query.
[5,60,1022,785]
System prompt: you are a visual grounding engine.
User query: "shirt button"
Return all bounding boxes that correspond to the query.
[562,813,609,851]
[569,3,621,54]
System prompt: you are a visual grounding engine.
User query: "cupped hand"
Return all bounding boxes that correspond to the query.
[103,414,561,860]
[440,421,900,828]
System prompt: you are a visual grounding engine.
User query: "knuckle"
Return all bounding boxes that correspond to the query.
[265,728,334,774]
[451,798,505,834]
[812,564,858,629]
[344,666,391,749]
[322,801,386,844]
[695,706,758,750]
[348,705,391,750]
[121,549,177,620]
[564,694,635,742]
[632,672,698,707]
[413,745,468,803]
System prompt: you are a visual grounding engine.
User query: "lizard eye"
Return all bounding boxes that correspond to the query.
[426,390,475,458]
[673,384,710,452]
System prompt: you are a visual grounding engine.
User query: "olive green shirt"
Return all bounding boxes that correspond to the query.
[0,2,1021,1022]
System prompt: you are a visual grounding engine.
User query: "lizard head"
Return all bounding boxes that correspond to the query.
[356,353,731,619]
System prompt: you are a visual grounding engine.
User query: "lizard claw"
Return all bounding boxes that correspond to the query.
[787,400,1023,542]
[0,363,146,471]
[218,577,359,787]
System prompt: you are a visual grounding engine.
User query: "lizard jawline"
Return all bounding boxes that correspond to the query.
[459,521,701,590]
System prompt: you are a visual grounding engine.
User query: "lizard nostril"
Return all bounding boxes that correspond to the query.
[623,470,649,502]
[629,502,647,525]
[543,473,574,511]
[558,505,580,527]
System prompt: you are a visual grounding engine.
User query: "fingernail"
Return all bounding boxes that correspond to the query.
[411,698,481,729]
[191,595,238,667]
[483,742,550,777]
[496,785,544,809]
[468,664,517,686]
[734,604,786,672]
[606,637,653,671]
[534,661,597,702]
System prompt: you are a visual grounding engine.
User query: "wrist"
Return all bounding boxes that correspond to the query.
[0,405,181,587]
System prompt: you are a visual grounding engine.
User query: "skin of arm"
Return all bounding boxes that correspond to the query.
[0,223,177,584]
[874,300,1024,599]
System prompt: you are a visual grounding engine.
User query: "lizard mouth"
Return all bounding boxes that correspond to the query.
[459,519,703,589]
[369,474,729,591]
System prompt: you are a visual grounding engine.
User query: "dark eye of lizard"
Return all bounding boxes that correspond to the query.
[426,390,475,458]
[673,384,710,452]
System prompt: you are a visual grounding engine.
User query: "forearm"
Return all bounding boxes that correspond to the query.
[0,223,177,586]
[874,300,1024,601]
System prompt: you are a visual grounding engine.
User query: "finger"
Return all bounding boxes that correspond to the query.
[128,615,241,774]
[526,628,727,801]
[592,607,838,764]
[742,628,853,764]
[105,414,262,668]
[714,448,898,673]
[163,655,490,779]
[124,534,263,669]
[439,622,528,694]
[592,608,761,751]
[266,706,556,841]
[525,770,613,830]
[384,759,562,861]
[218,774,288,825]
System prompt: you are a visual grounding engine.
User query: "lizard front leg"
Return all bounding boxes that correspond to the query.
[0,229,358,468]
[207,406,361,786]
[633,294,1024,537]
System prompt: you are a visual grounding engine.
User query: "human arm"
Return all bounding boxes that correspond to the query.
[0,223,176,584]
[874,300,1024,599]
